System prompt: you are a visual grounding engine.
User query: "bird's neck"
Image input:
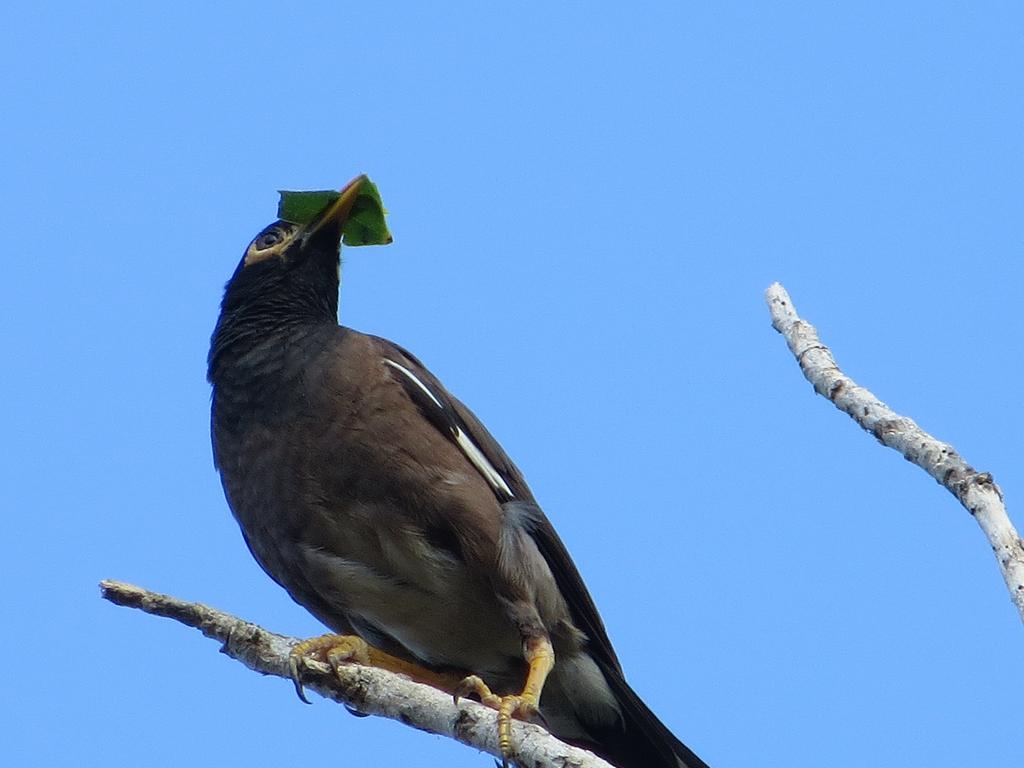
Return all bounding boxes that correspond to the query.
[208,255,341,389]
[208,310,335,388]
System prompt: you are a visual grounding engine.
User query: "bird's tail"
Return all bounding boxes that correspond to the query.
[589,659,711,768]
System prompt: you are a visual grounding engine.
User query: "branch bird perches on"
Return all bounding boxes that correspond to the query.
[99,580,615,768]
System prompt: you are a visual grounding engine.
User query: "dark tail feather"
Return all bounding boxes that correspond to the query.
[588,660,711,768]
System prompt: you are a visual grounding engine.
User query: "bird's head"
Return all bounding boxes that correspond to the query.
[209,176,367,380]
[220,175,367,321]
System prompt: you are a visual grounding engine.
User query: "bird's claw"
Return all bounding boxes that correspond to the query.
[453,674,502,708]
[454,675,541,767]
[287,634,372,704]
[288,654,313,704]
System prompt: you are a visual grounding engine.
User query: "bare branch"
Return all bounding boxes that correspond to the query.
[765,282,1024,622]
[99,580,613,768]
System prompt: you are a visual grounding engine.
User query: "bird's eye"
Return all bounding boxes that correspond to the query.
[244,222,298,266]
[255,229,284,250]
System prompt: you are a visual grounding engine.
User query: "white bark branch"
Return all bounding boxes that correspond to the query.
[99,580,613,768]
[765,282,1024,622]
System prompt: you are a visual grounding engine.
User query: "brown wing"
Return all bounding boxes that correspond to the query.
[374,335,622,675]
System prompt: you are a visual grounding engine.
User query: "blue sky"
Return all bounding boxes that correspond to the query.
[4,2,1022,766]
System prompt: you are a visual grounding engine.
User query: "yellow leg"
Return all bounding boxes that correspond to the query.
[288,633,464,703]
[454,637,555,766]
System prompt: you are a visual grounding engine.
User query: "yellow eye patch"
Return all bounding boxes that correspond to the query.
[243,222,299,266]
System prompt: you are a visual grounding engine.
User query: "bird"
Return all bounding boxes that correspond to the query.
[208,175,710,768]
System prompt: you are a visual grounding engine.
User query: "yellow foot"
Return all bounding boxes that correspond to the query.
[288,634,372,704]
[453,638,555,766]
[454,676,542,767]
[288,633,468,705]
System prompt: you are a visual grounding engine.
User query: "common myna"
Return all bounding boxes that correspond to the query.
[208,176,710,768]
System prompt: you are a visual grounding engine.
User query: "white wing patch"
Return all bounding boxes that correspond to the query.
[383,359,514,498]
[383,359,444,408]
[452,425,514,497]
